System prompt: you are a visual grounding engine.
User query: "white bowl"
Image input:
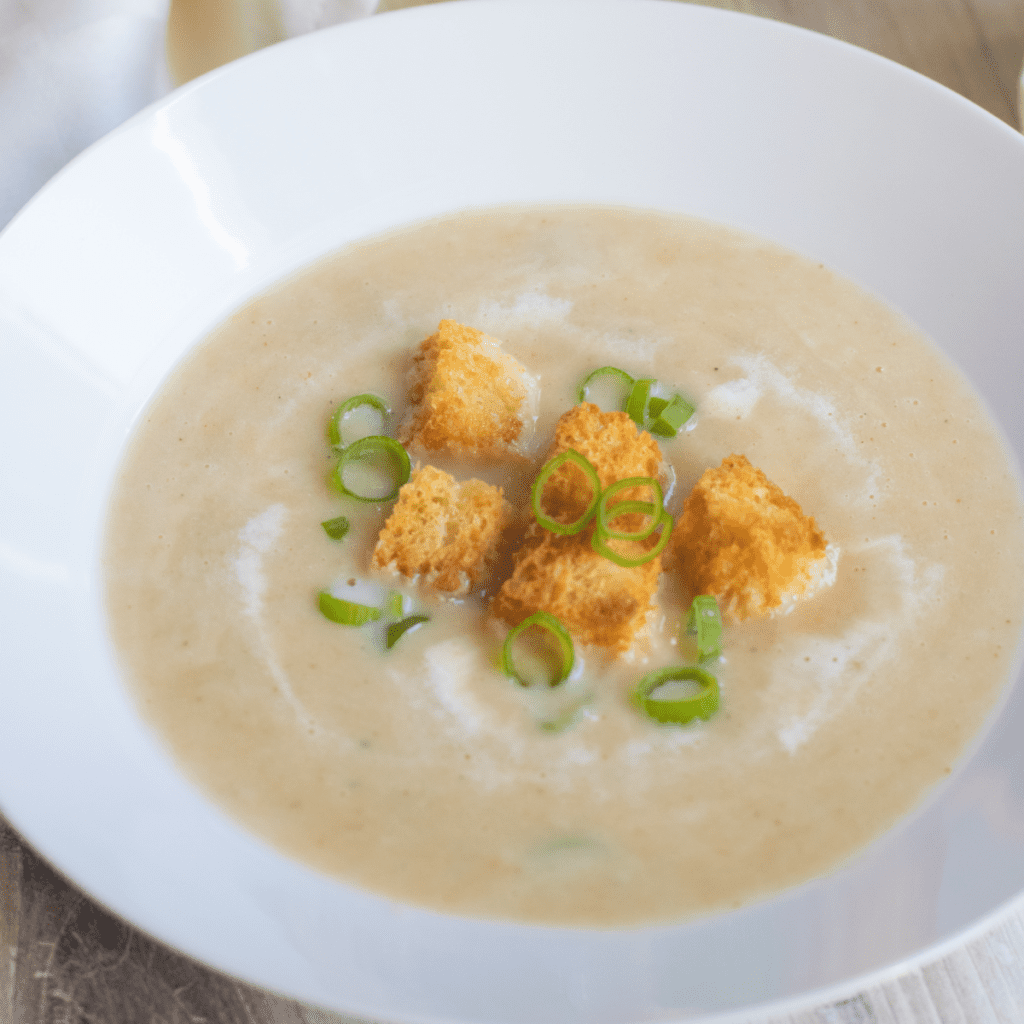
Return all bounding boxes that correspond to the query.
[2,2,1024,1021]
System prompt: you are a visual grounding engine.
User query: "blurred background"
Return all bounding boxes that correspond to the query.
[0,0,1022,229]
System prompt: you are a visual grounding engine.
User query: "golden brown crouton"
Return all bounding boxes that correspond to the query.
[539,402,666,524]
[490,525,663,653]
[372,465,513,595]
[399,320,538,458]
[674,454,833,622]
[490,403,667,653]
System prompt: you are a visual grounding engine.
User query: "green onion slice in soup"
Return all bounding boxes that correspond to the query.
[686,594,723,662]
[591,510,673,567]
[577,366,635,408]
[531,450,601,536]
[327,393,391,449]
[321,515,350,540]
[633,665,719,725]
[318,591,382,626]
[502,611,575,688]
[595,477,663,540]
[387,615,430,649]
[329,435,411,503]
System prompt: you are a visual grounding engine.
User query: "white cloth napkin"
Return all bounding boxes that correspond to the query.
[0,0,378,231]
[0,0,170,228]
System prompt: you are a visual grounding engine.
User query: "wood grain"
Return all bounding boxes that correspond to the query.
[681,0,1024,126]
[0,823,20,1024]
[1,2,1022,1023]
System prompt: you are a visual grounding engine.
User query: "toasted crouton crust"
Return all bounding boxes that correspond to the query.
[399,320,537,458]
[490,525,662,653]
[550,403,664,490]
[372,465,513,595]
[674,454,828,622]
[490,403,666,653]
[541,403,665,523]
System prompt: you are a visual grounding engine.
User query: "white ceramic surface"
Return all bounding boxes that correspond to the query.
[2,2,1024,1022]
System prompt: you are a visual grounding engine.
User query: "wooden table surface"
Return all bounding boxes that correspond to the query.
[2,2,1023,1023]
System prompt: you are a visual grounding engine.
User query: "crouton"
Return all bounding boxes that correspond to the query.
[372,465,513,595]
[490,525,663,653]
[539,402,666,523]
[549,402,664,491]
[399,320,539,458]
[490,403,666,653]
[674,454,836,622]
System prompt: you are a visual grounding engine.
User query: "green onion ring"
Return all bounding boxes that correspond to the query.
[596,477,663,540]
[577,366,635,406]
[329,435,411,503]
[625,378,654,426]
[387,614,430,649]
[318,591,382,626]
[591,510,674,567]
[633,665,719,724]
[327,393,390,449]
[531,449,601,535]
[596,500,659,541]
[687,594,723,662]
[501,611,575,688]
[321,515,350,540]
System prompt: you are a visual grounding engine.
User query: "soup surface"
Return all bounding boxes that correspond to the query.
[105,207,1024,926]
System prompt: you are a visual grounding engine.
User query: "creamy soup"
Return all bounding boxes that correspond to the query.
[104,207,1024,926]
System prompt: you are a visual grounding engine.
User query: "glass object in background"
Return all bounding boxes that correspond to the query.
[166,0,283,84]
[376,0,450,10]
[165,0,377,85]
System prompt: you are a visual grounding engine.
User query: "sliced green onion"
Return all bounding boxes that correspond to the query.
[595,500,659,541]
[649,393,695,438]
[576,369,694,438]
[321,515,350,540]
[647,396,670,420]
[578,366,635,407]
[502,611,575,688]
[539,705,586,733]
[327,393,390,449]
[625,378,654,427]
[596,477,663,540]
[633,665,719,725]
[329,435,411,503]
[318,591,382,626]
[387,614,429,649]
[531,449,601,536]
[591,510,673,567]
[686,595,723,663]
[387,591,405,619]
